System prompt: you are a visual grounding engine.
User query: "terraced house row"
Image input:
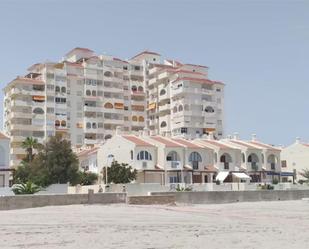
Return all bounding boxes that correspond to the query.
[90,128,283,184]
[3,47,224,168]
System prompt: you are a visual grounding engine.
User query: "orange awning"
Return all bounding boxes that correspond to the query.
[114,103,124,109]
[32,95,45,101]
[148,103,156,110]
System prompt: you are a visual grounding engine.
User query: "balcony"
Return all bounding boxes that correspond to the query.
[158,104,170,113]
[248,162,259,171]
[148,77,157,85]
[166,161,182,170]
[104,119,124,125]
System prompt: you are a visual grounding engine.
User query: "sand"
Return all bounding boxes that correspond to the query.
[0,200,309,249]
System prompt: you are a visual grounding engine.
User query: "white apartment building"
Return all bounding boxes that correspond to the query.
[3,47,224,167]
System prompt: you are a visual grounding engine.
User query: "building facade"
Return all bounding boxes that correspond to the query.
[280,138,309,182]
[3,47,224,167]
[95,129,281,185]
[0,132,10,187]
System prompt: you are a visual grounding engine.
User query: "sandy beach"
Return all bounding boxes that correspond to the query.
[0,200,308,249]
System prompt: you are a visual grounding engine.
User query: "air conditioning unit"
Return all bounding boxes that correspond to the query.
[142,162,147,169]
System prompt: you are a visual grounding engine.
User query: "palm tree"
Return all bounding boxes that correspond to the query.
[12,181,42,195]
[22,137,40,162]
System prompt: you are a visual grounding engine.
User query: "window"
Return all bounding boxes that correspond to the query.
[55,97,66,103]
[55,120,60,127]
[137,151,152,161]
[281,160,287,168]
[47,107,54,114]
[92,90,96,96]
[61,87,66,93]
[131,85,137,91]
[86,122,91,129]
[130,150,133,160]
[33,107,44,114]
[166,151,179,161]
[173,106,177,113]
[178,105,183,112]
[160,89,166,96]
[105,134,112,140]
[134,66,140,71]
[104,71,112,77]
[181,128,187,134]
[205,106,215,113]
[92,123,97,129]
[55,86,60,92]
[61,120,66,127]
[86,90,91,96]
[189,152,202,170]
[160,121,167,128]
[123,66,128,70]
[138,116,144,122]
[138,86,143,92]
[132,116,138,122]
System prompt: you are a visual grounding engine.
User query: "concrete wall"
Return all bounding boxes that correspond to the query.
[151,190,309,204]
[0,192,126,210]
[127,195,176,205]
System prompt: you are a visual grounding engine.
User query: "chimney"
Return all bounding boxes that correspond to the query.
[115,126,122,136]
[207,132,214,140]
[233,132,239,140]
[143,127,150,137]
[296,137,301,144]
[251,134,257,141]
[138,130,143,137]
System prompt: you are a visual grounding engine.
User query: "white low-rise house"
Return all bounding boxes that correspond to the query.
[142,135,189,184]
[0,132,10,187]
[97,129,162,184]
[77,146,100,174]
[248,134,282,182]
[169,138,214,184]
[280,138,309,182]
[194,136,246,183]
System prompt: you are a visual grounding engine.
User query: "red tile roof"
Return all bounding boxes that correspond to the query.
[0,132,9,140]
[229,140,259,149]
[185,63,209,69]
[249,141,281,151]
[201,140,235,149]
[65,47,94,56]
[150,136,184,147]
[131,50,161,60]
[122,135,154,147]
[77,146,99,157]
[113,57,129,64]
[172,138,202,149]
[167,69,206,76]
[10,77,45,86]
[172,77,224,85]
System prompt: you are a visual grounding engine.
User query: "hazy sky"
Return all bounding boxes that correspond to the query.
[0,0,308,145]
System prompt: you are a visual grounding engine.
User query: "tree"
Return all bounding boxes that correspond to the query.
[299,169,309,183]
[21,137,41,162]
[102,161,137,184]
[77,171,98,185]
[12,181,42,195]
[14,135,80,187]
